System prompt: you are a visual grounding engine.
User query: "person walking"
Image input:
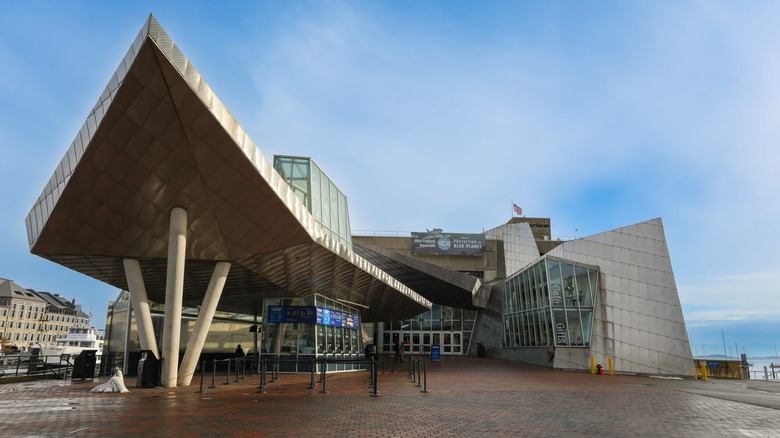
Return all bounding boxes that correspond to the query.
[393,341,404,363]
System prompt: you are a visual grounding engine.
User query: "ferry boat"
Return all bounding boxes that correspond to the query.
[40,327,104,362]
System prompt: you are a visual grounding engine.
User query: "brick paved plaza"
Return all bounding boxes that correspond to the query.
[1,356,779,437]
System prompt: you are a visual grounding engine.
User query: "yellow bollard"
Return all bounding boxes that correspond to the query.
[701,363,708,381]
[591,357,596,374]
[608,357,613,376]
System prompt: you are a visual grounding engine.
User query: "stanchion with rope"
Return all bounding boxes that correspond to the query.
[196,359,206,393]
[308,356,317,389]
[319,358,329,394]
[209,358,217,389]
[421,360,430,393]
[224,359,231,385]
[256,356,267,394]
[370,359,380,397]
[416,359,423,387]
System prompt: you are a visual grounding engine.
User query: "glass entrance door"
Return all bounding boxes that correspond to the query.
[443,332,462,353]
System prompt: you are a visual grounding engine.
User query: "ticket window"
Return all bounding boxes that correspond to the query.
[317,325,326,354]
[412,333,420,353]
[403,333,411,352]
[423,333,431,353]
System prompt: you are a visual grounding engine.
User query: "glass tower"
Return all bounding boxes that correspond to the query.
[273,156,352,250]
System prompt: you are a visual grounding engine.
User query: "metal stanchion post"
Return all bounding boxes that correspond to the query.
[421,361,430,393]
[370,360,380,397]
[209,359,217,388]
[196,360,206,393]
[408,357,412,379]
[319,358,329,394]
[308,357,317,389]
[224,359,231,385]
[416,360,423,387]
[382,357,386,374]
[257,357,267,393]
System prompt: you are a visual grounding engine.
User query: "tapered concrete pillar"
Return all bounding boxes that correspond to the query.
[177,261,231,386]
[123,259,159,359]
[161,207,187,388]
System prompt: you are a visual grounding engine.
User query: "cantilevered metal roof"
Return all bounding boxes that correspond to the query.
[353,240,483,309]
[25,15,430,321]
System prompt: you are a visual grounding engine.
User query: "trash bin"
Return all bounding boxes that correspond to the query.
[476,343,486,357]
[137,350,160,388]
[72,350,98,379]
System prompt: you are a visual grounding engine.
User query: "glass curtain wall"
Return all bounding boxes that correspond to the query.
[261,295,364,372]
[383,304,477,355]
[274,156,353,250]
[502,258,598,348]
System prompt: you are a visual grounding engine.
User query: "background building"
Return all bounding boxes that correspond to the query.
[0,278,90,352]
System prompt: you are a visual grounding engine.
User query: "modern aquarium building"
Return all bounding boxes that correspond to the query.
[27,16,694,386]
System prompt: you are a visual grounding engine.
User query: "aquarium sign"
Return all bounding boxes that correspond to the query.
[411,232,486,255]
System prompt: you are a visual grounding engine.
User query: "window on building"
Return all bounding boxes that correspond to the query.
[502,257,598,348]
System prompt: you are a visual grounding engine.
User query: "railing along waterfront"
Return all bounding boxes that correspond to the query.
[0,353,123,381]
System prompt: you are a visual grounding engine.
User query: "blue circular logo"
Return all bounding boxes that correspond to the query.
[437,237,451,251]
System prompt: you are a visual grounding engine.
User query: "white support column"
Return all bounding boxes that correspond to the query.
[161,207,187,388]
[177,261,230,386]
[123,259,159,359]
[123,296,133,374]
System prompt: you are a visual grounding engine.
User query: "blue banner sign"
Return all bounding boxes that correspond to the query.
[267,306,285,323]
[431,344,441,361]
[285,306,317,324]
[331,311,343,327]
[266,304,360,329]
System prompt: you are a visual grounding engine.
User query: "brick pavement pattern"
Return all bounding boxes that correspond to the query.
[1,356,779,437]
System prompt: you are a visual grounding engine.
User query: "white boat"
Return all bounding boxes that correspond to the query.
[40,327,104,363]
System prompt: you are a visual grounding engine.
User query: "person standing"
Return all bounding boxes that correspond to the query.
[235,344,245,358]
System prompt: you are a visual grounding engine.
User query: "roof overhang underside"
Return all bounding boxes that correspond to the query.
[353,240,483,310]
[25,16,429,322]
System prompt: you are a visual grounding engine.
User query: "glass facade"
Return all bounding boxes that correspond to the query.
[261,295,364,372]
[502,258,598,348]
[383,304,477,355]
[274,156,352,249]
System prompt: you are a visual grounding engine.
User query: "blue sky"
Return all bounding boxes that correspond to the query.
[1,1,778,357]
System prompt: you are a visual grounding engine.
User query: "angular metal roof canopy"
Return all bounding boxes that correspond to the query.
[25,15,430,321]
[353,240,483,309]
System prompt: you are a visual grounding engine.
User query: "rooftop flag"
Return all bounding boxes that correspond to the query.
[513,203,523,216]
